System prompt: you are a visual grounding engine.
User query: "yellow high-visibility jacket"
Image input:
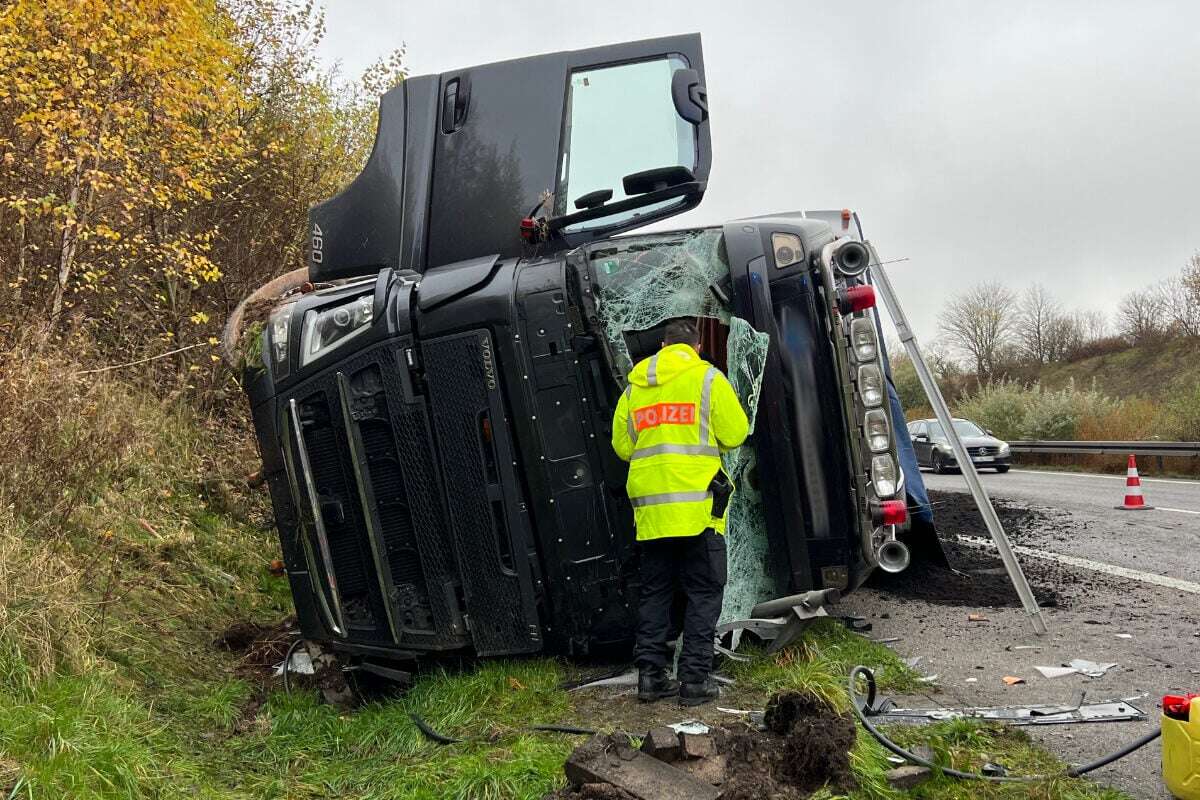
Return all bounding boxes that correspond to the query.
[612,343,750,540]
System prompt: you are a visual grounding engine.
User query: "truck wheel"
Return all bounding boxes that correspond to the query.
[995,465,1010,473]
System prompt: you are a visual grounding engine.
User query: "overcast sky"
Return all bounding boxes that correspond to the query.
[316,0,1200,342]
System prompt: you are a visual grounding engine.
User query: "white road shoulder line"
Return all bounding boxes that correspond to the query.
[1157,506,1200,515]
[1009,469,1200,486]
[958,535,1200,596]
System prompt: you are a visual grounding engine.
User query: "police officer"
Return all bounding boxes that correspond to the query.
[611,318,749,706]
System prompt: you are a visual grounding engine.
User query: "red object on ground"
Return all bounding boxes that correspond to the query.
[1115,454,1154,510]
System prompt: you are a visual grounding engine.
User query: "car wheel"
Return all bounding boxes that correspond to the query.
[932,453,945,474]
[995,465,1010,473]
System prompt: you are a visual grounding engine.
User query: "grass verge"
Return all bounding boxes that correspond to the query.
[0,358,1135,799]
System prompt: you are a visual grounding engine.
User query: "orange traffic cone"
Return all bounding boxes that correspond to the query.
[1115,454,1154,510]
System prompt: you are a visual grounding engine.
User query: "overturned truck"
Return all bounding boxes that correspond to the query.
[234,34,933,666]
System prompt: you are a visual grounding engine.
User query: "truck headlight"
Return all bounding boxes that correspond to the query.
[864,409,890,452]
[300,293,374,367]
[871,454,898,498]
[268,305,293,381]
[857,364,884,407]
[771,232,804,268]
[849,317,877,362]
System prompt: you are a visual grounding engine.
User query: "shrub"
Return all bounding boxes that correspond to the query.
[0,508,93,693]
[956,380,1028,440]
[1162,379,1200,441]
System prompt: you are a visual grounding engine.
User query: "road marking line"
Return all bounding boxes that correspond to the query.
[958,535,1200,596]
[1009,469,1200,486]
[1157,506,1200,515]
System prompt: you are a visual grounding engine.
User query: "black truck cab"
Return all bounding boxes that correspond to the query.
[240,35,917,663]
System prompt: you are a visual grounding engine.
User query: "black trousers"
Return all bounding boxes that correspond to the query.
[633,528,727,685]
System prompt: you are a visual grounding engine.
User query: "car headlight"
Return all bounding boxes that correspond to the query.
[300,294,374,367]
[871,454,898,498]
[864,409,890,452]
[849,317,877,362]
[999,442,1010,456]
[267,305,293,381]
[857,363,884,407]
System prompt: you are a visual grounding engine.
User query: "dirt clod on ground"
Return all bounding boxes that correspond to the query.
[546,783,638,800]
[867,490,1068,608]
[213,616,298,675]
[720,693,856,799]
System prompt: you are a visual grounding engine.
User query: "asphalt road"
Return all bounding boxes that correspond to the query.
[843,468,1200,799]
[922,468,1200,585]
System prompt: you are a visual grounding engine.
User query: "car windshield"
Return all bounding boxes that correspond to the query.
[928,420,986,439]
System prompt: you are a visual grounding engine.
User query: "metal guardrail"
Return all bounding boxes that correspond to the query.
[1008,441,1200,457]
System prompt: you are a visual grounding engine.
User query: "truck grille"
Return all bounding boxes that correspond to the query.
[289,342,467,649]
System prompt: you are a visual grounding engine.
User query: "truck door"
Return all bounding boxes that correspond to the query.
[309,35,711,279]
[426,34,711,267]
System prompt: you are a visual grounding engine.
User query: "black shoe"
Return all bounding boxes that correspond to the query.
[637,668,680,703]
[678,679,720,707]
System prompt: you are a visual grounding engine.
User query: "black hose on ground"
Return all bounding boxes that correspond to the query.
[1066,729,1162,777]
[409,713,463,745]
[848,665,1160,783]
[530,724,598,736]
[281,638,304,696]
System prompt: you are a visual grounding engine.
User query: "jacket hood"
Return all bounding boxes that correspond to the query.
[628,343,708,387]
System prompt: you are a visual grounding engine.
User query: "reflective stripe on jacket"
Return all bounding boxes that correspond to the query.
[611,343,750,541]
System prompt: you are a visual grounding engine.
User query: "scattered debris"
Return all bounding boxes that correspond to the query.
[668,721,709,736]
[1003,676,1026,686]
[640,728,681,763]
[679,733,716,760]
[965,677,978,683]
[553,691,858,799]
[1115,633,1133,639]
[273,649,314,677]
[982,762,1009,777]
[903,656,923,669]
[871,698,1146,725]
[572,670,639,691]
[560,733,721,800]
[1067,659,1118,678]
[885,765,932,789]
[1035,666,1078,679]
[967,613,989,623]
[268,558,285,577]
[1006,645,1042,652]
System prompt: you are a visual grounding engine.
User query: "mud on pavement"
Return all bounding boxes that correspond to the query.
[867,489,1083,608]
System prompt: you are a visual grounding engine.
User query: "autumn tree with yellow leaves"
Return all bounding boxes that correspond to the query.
[0,0,401,391]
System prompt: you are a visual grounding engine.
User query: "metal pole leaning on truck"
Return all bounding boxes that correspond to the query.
[866,244,1048,635]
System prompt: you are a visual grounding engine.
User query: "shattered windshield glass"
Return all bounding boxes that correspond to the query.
[589,229,775,622]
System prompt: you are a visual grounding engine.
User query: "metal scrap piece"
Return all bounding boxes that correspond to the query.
[871,698,1145,726]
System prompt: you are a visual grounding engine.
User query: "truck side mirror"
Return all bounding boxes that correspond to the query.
[671,68,707,124]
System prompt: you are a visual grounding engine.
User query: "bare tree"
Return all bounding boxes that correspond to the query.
[1015,284,1062,364]
[938,282,1017,381]
[1116,287,1167,344]
[1160,276,1200,338]
[1183,252,1200,305]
